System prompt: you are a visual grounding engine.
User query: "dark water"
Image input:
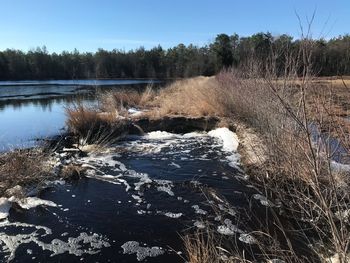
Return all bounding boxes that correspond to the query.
[0,80,156,151]
[0,132,261,262]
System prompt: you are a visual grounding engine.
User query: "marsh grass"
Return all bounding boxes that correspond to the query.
[0,149,54,195]
[66,103,130,146]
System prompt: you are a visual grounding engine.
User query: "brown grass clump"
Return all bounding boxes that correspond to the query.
[60,164,85,181]
[184,231,247,263]
[66,104,130,145]
[0,149,54,195]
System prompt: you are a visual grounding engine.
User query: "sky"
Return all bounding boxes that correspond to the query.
[0,0,349,53]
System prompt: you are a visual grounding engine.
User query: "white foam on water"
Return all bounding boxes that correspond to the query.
[169,162,181,168]
[182,132,206,138]
[217,219,243,236]
[238,233,257,244]
[155,179,174,196]
[14,197,58,210]
[330,160,350,173]
[0,198,11,220]
[253,194,275,207]
[145,131,179,140]
[121,241,164,261]
[191,205,207,215]
[208,128,241,168]
[193,221,206,229]
[128,107,143,116]
[218,204,236,216]
[132,195,143,203]
[0,220,110,261]
[208,128,239,152]
[164,212,183,218]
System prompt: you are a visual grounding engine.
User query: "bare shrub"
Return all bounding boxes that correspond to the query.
[215,36,350,261]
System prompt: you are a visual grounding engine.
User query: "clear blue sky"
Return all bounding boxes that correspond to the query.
[0,0,348,53]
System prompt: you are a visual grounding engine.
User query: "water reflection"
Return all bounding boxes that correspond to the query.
[0,81,156,151]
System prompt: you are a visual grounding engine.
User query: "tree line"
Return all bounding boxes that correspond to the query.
[0,33,349,80]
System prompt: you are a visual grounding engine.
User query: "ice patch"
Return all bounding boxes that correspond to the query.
[121,241,164,261]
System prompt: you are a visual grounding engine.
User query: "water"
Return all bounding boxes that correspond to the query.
[0,80,156,151]
[0,132,260,262]
[0,80,268,262]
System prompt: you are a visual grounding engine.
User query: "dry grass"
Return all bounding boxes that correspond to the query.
[66,104,130,145]
[0,149,54,195]
[148,77,233,118]
[97,77,235,119]
[98,84,156,114]
[215,65,350,261]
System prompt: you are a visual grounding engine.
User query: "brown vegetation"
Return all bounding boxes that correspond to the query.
[66,104,130,145]
[0,149,54,196]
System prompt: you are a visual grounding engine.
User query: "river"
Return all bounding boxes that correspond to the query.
[0,80,267,262]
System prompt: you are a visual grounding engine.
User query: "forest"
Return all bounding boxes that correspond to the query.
[0,32,349,80]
